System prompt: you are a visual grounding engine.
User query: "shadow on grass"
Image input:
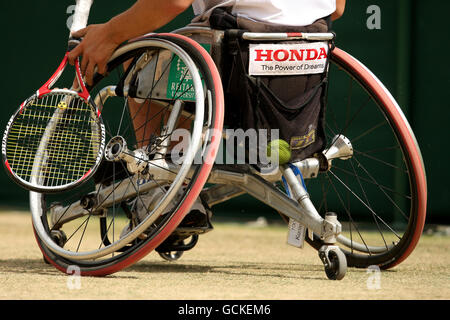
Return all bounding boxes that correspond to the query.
[0,258,138,279]
[0,257,397,281]
[0,258,61,276]
[125,260,327,280]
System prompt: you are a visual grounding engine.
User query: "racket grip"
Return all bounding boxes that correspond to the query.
[68,37,82,52]
[70,0,94,34]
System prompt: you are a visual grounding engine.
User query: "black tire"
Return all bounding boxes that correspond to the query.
[323,248,347,280]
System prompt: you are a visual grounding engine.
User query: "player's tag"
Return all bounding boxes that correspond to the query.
[287,218,306,248]
[249,42,329,76]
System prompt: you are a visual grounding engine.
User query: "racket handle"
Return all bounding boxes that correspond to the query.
[70,0,94,35]
[68,37,81,52]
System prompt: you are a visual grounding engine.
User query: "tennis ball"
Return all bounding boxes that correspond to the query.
[267,139,291,165]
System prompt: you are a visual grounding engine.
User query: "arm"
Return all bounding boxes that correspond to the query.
[68,0,194,85]
[331,0,346,21]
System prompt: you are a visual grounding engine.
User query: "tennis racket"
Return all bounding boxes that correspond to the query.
[2,0,105,193]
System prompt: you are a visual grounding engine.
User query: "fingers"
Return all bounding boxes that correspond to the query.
[68,26,89,65]
[80,51,88,75]
[70,27,88,40]
[71,51,108,86]
[68,43,83,65]
[85,59,97,86]
[97,59,108,76]
[66,24,112,85]
[82,54,109,86]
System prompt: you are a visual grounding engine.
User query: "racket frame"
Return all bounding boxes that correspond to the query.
[2,52,105,193]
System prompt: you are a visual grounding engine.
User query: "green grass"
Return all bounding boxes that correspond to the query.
[0,211,449,299]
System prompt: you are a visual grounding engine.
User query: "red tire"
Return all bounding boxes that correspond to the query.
[305,47,427,269]
[33,34,224,276]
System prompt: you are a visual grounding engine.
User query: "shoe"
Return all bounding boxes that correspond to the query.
[120,185,213,238]
[120,184,172,239]
[155,197,213,255]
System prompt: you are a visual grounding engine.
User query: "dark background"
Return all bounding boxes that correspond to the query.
[0,0,448,223]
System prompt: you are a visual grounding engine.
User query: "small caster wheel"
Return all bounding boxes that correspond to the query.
[159,251,183,261]
[43,230,67,264]
[319,246,347,280]
[50,230,68,247]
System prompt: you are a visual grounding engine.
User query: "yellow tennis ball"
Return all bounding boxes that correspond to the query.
[267,139,291,165]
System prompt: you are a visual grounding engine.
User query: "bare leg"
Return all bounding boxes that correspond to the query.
[123,59,192,149]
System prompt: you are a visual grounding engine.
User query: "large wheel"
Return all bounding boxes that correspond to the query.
[31,34,224,276]
[304,47,427,269]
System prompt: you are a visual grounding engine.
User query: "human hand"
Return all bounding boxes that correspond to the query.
[68,23,122,86]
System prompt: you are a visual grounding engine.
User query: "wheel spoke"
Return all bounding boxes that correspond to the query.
[332,164,412,200]
[64,214,91,246]
[351,120,387,144]
[341,96,372,136]
[76,212,92,252]
[328,169,402,239]
[325,171,372,254]
[352,154,409,221]
[354,149,407,172]
[349,158,389,250]
[120,50,176,137]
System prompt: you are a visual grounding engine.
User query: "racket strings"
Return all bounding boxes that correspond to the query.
[6,92,102,187]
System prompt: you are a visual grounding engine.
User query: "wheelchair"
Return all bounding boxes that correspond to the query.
[31,28,427,280]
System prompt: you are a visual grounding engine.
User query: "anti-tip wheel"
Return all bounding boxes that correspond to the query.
[159,251,184,261]
[319,246,347,280]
